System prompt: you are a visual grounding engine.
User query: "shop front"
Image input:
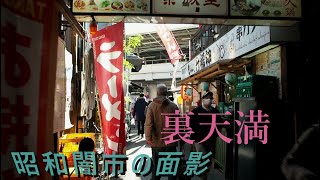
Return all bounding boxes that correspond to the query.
[1,0,308,179]
[180,24,299,180]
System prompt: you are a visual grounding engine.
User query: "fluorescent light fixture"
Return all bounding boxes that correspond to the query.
[242,44,279,58]
[181,37,191,41]
[151,17,158,23]
[142,42,157,45]
[144,56,156,59]
[212,25,220,39]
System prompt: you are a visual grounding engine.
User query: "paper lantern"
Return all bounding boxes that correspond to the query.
[201,82,209,91]
[186,88,192,96]
[184,94,189,101]
[90,20,98,35]
[181,85,186,100]
[225,73,237,86]
[181,85,191,100]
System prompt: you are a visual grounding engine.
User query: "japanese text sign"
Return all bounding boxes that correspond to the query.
[1,0,58,179]
[153,0,228,15]
[161,110,270,145]
[91,22,126,155]
[181,25,270,80]
[11,151,214,177]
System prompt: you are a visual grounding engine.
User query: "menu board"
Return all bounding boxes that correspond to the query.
[72,0,150,14]
[230,0,301,18]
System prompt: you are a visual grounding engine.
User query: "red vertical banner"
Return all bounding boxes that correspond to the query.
[91,22,126,155]
[155,24,182,64]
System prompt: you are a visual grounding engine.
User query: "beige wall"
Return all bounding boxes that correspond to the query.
[147,84,158,100]
[192,82,218,107]
[255,46,282,99]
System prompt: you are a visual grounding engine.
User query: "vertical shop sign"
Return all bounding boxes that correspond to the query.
[1,0,58,179]
[155,24,182,64]
[91,22,126,156]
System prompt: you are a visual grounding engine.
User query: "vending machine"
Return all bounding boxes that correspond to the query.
[233,75,279,180]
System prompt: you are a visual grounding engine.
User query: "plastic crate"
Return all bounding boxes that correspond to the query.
[59,133,97,166]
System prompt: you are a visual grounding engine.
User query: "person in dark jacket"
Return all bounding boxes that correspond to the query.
[78,137,95,152]
[133,93,148,137]
[189,91,222,180]
[168,96,174,102]
[144,100,153,116]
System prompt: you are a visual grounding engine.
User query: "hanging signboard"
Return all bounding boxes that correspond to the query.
[181,56,196,80]
[1,0,58,178]
[153,0,228,15]
[72,0,150,14]
[182,25,271,80]
[91,22,126,156]
[230,0,301,18]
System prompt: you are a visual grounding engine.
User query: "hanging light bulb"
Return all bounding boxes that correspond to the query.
[213,32,220,39]
[212,25,220,39]
[90,19,98,35]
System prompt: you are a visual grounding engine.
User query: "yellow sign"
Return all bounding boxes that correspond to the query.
[59,133,96,165]
[177,95,183,105]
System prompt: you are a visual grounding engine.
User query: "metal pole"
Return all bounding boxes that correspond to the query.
[56,0,86,39]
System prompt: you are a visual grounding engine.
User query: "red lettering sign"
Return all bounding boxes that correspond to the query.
[155,24,182,64]
[91,22,126,156]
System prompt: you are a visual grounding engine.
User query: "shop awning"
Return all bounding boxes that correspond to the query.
[180,58,251,85]
[126,54,143,72]
[129,81,143,93]
[180,25,299,85]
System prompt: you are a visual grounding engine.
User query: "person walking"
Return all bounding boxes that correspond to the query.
[168,95,174,102]
[145,84,179,180]
[133,93,148,137]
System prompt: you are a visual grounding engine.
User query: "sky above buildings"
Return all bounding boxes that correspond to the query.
[124,23,199,35]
